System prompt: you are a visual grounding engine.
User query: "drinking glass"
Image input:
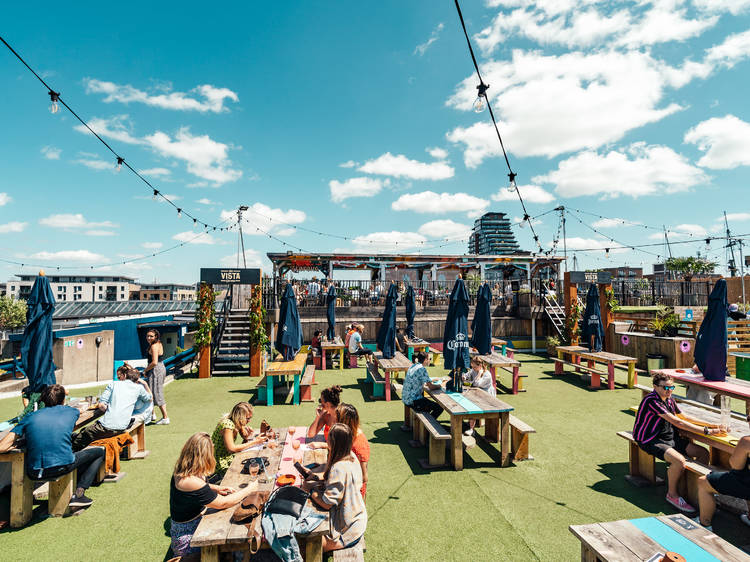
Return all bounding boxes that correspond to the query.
[720,395,731,429]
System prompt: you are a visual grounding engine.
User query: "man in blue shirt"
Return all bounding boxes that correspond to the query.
[72,368,152,451]
[0,384,105,508]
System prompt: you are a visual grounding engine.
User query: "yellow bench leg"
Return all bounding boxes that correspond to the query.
[627,363,636,389]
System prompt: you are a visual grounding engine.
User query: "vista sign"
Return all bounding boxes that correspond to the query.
[200,268,261,285]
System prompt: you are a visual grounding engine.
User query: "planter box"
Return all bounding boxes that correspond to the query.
[609,322,694,370]
[250,348,262,377]
[198,347,211,379]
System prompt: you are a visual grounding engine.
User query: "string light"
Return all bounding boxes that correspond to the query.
[116,156,124,173]
[48,90,60,114]
[152,189,159,200]
[473,82,489,113]
[705,238,710,251]
[605,248,610,259]
[176,208,182,219]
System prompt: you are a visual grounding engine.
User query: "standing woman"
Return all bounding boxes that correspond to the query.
[145,329,169,425]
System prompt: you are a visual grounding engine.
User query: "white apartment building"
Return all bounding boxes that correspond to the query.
[4,274,136,302]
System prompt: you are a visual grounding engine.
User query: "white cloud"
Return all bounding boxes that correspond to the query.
[414,22,444,56]
[417,220,472,240]
[684,115,750,169]
[534,143,709,198]
[73,118,242,186]
[85,230,116,237]
[0,222,27,233]
[39,213,117,231]
[73,155,114,171]
[352,231,427,251]
[592,217,640,228]
[172,231,224,245]
[0,193,10,206]
[391,191,489,217]
[139,167,171,177]
[358,153,454,180]
[648,223,708,240]
[30,250,106,262]
[328,177,385,203]
[558,237,627,253]
[84,79,239,113]
[41,146,61,160]
[426,147,449,160]
[447,50,686,163]
[220,249,264,268]
[144,128,242,185]
[722,212,750,222]
[220,203,306,236]
[142,242,163,249]
[196,198,220,205]
[339,160,358,168]
[491,183,554,204]
[694,0,750,14]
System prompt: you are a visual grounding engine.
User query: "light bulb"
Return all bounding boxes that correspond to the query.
[705,238,710,251]
[177,208,182,218]
[605,248,610,259]
[48,91,60,114]
[473,95,486,113]
[519,219,525,229]
[115,157,123,173]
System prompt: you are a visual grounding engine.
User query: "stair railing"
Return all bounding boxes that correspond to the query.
[211,285,233,363]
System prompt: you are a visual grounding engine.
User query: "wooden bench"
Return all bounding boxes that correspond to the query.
[123,420,149,460]
[428,347,443,367]
[300,365,317,402]
[332,537,366,561]
[414,412,451,469]
[366,362,387,400]
[509,415,535,461]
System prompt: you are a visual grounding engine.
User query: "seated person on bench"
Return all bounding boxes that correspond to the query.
[0,384,105,509]
[72,366,152,451]
[633,372,724,514]
[348,324,373,363]
[697,417,750,530]
[402,351,442,420]
[307,385,343,442]
[311,330,323,354]
[462,356,495,436]
[117,363,154,425]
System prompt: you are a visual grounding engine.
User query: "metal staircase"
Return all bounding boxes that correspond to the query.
[543,289,565,337]
[212,309,251,375]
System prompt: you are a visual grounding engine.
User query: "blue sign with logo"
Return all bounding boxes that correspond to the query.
[685,309,693,321]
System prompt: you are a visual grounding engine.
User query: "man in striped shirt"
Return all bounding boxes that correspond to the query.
[633,372,723,513]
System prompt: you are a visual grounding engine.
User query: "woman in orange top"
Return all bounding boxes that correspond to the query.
[336,403,370,499]
[307,385,343,441]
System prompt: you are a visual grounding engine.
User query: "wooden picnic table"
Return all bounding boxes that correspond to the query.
[320,337,346,371]
[656,368,750,415]
[471,351,524,394]
[191,427,330,561]
[263,352,309,406]
[0,405,102,528]
[403,336,429,361]
[554,346,638,389]
[424,386,514,470]
[570,513,749,561]
[491,338,512,357]
[372,351,412,402]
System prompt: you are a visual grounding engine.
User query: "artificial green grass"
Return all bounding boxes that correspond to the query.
[1,356,748,561]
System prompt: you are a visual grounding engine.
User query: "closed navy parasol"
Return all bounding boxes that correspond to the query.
[581,284,605,352]
[470,282,492,356]
[275,283,302,361]
[376,283,398,359]
[326,284,336,340]
[694,279,728,381]
[405,285,416,339]
[443,277,471,385]
[21,274,57,393]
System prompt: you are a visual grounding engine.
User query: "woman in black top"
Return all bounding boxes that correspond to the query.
[170,432,258,557]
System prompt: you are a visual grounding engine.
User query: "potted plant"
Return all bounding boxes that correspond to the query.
[648,315,666,337]
[248,285,268,377]
[546,335,560,356]
[662,312,681,337]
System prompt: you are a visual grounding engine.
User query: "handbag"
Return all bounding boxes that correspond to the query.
[263,484,310,519]
[231,490,270,524]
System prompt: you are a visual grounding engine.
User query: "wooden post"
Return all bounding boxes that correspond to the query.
[599,282,613,352]
[198,344,211,379]
[563,272,578,343]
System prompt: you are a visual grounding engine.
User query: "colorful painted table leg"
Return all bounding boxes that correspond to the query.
[555,350,564,375]
[384,371,391,401]
[293,373,301,405]
[589,361,600,389]
[490,366,497,390]
[338,349,343,371]
[607,362,615,390]
[512,366,520,394]
[627,362,636,388]
[501,343,507,356]
[406,346,413,361]
[267,375,275,406]
[506,349,514,359]
[321,350,327,370]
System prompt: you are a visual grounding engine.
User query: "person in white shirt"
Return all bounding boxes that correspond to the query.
[462,356,496,435]
[348,324,373,363]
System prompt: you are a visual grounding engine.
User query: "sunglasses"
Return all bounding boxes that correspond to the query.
[661,385,676,391]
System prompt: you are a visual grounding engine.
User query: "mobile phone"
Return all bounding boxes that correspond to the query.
[294,461,320,481]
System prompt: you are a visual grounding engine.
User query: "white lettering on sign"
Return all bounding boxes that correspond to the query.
[220,271,241,281]
[447,332,470,351]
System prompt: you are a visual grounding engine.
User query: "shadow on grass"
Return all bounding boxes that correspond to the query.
[370,421,432,476]
[590,461,667,514]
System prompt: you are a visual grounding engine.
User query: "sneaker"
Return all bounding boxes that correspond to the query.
[741,513,750,527]
[692,517,712,532]
[666,494,695,513]
[69,494,93,508]
[155,418,170,425]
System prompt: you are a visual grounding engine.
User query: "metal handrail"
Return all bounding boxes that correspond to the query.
[211,286,233,362]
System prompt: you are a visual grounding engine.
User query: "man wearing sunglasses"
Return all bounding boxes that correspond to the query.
[633,372,723,513]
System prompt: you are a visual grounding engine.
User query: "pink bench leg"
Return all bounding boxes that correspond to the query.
[321,350,327,370]
[590,363,600,389]
[507,350,514,359]
[384,371,391,402]
[575,355,582,373]
[491,366,497,390]
[608,362,615,390]
[512,366,519,394]
[554,358,563,375]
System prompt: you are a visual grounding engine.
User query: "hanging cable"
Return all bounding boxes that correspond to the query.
[0,35,224,231]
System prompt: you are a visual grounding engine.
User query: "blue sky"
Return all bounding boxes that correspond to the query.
[2,0,750,284]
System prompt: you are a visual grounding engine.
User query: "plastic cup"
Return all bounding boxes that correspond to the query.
[292,439,301,450]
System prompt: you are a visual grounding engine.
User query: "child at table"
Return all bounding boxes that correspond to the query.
[170,432,260,557]
[462,356,495,436]
[211,402,267,476]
